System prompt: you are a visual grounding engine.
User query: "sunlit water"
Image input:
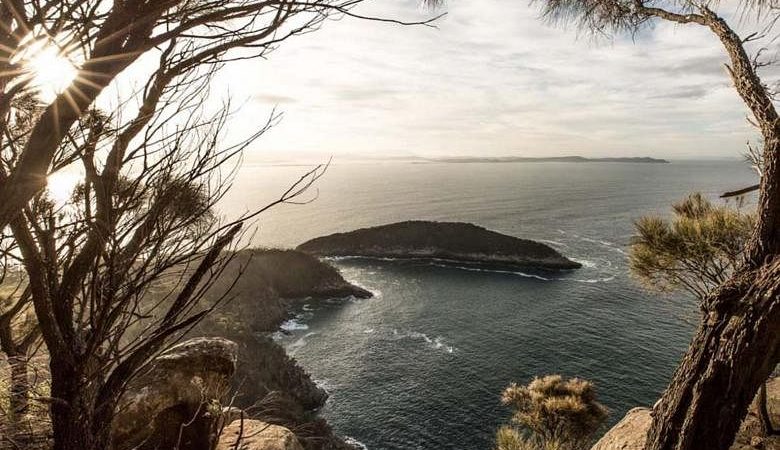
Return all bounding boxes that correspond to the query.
[219,160,756,450]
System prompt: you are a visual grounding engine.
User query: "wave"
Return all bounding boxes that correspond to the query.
[314,378,335,394]
[287,331,319,355]
[570,258,597,268]
[333,254,615,284]
[570,276,616,284]
[280,317,309,331]
[392,329,455,354]
[429,262,551,281]
[334,266,383,299]
[344,437,368,450]
[271,331,285,341]
[433,262,616,284]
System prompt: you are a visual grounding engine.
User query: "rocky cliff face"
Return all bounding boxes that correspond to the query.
[217,419,304,450]
[189,248,368,450]
[591,377,780,450]
[113,338,238,450]
[298,221,581,270]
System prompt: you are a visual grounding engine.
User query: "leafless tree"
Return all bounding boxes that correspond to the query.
[0,2,439,449]
[0,0,438,229]
[484,0,780,448]
[5,78,329,450]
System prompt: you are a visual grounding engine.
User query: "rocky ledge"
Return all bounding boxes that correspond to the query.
[591,377,779,450]
[298,221,581,270]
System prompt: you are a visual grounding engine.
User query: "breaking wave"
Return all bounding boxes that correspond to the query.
[392,329,455,354]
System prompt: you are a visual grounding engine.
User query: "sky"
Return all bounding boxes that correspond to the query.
[211,0,777,161]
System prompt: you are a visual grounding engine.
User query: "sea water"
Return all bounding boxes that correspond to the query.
[219,159,756,450]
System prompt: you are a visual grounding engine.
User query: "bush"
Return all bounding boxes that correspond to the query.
[496,375,608,450]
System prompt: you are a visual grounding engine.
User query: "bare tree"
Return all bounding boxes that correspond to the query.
[0,0,437,229]
[0,4,339,449]
[6,78,329,449]
[0,2,439,449]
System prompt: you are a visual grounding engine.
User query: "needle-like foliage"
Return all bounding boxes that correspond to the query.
[630,193,754,301]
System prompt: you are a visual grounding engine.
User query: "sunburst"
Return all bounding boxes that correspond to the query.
[23,41,78,102]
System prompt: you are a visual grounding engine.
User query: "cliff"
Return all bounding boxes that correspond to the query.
[191,248,370,450]
[298,220,581,270]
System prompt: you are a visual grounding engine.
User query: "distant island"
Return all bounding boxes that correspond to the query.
[297,221,581,270]
[428,156,669,164]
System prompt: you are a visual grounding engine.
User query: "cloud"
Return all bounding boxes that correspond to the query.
[252,93,298,104]
[215,0,771,160]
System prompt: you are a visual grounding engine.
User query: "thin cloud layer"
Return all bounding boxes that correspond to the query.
[217,0,778,161]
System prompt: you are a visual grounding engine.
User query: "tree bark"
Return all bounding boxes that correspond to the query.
[49,359,112,450]
[8,354,29,419]
[757,383,778,436]
[642,7,780,450]
[644,264,780,450]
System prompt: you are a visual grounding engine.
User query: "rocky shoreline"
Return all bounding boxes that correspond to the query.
[189,248,372,450]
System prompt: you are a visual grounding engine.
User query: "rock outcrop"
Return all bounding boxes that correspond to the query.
[592,377,780,450]
[217,419,304,450]
[591,407,652,450]
[112,337,238,450]
[189,248,366,449]
[298,221,581,270]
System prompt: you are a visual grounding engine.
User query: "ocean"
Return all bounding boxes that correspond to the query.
[219,159,757,450]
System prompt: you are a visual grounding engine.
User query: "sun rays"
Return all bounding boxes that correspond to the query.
[26,44,78,102]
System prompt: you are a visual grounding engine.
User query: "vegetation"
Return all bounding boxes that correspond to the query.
[630,193,754,300]
[495,375,608,450]
[630,194,779,437]
[501,0,780,446]
[0,2,414,449]
[298,221,581,269]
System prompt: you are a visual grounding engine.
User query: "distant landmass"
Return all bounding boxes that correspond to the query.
[428,156,669,164]
[298,220,581,270]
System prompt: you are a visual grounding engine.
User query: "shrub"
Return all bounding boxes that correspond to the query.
[496,375,608,450]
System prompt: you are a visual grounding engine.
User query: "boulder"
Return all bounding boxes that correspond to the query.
[592,377,780,450]
[112,337,238,450]
[217,419,304,450]
[591,407,651,450]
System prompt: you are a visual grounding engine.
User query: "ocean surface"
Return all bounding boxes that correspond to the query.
[219,160,757,450]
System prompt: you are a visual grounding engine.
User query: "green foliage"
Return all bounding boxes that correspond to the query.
[496,375,608,450]
[629,193,754,300]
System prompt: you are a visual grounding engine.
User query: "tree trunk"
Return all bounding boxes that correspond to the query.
[644,261,780,450]
[49,360,112,450]
[8,354,29,419]
[758,382,778,436]
[641,10,780,445]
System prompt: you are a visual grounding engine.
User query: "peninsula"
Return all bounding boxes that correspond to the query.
[297,221,581,270]
[429,156,669,164]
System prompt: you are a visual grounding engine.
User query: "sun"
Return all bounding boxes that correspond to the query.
[46,171,81,206]
[25,44,78,101]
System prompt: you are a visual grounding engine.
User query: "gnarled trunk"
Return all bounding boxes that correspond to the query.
[757,382,778,435]
[644,263,780,450]
[641,8,780,449]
